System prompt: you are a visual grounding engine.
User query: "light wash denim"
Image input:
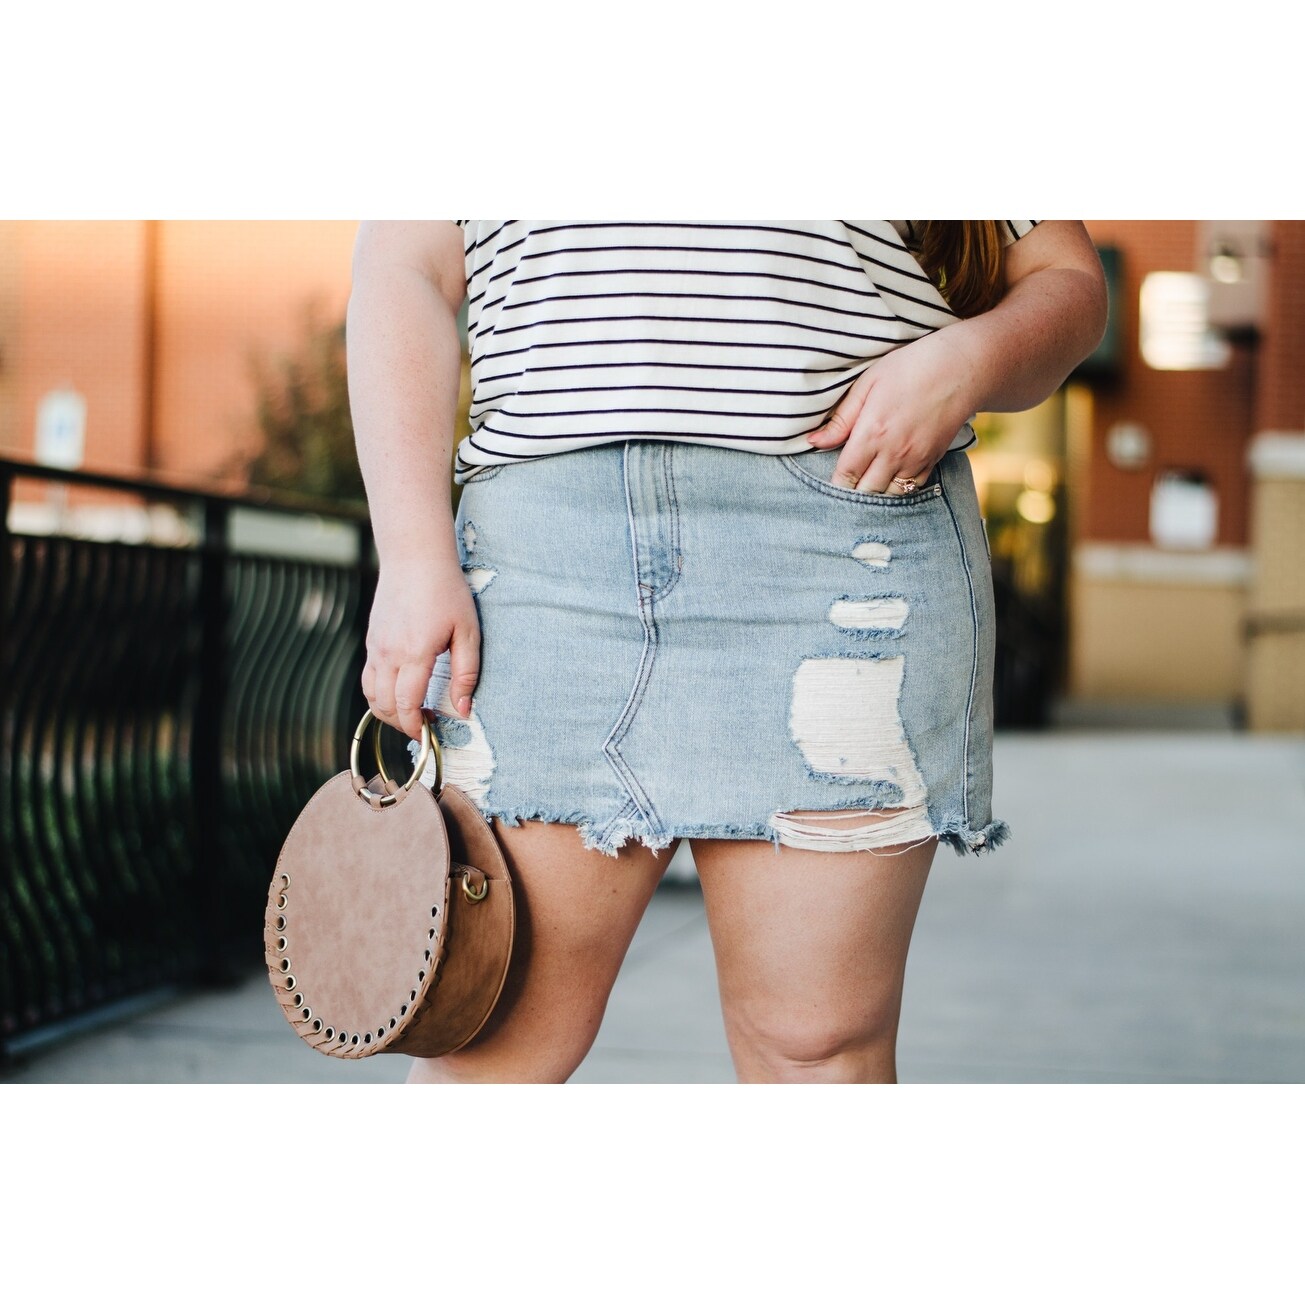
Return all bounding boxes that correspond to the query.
[409,439,1010,859]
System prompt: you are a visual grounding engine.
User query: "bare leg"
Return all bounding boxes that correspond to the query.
[690,828,937,1083]
[406,821,677,1084]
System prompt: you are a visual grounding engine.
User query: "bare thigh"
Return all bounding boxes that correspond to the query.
[406,820,678,1084]
[689,831,937,1083]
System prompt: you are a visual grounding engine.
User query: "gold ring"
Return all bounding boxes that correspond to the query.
[892,476,917,493]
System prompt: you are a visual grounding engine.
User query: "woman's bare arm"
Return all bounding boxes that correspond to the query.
[347,220,467,568]
[806,220,1108,494]
[348,221,480,739]
[941,220,1109,414]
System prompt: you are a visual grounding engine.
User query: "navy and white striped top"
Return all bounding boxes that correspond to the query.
[451,220,1042,483]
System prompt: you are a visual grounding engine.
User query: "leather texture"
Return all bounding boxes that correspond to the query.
[265,764,514,1060]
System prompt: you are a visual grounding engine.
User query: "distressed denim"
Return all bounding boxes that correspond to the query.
[409,439,1010,859]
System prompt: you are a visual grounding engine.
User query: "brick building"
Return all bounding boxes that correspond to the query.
[0,220,1300,726]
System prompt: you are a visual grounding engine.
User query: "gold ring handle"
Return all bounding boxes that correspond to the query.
[349,708,443,806]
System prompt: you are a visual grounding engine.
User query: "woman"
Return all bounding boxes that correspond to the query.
[346,220,1107,1084]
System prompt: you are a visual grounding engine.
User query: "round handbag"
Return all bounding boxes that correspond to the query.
[265,708,515,1059]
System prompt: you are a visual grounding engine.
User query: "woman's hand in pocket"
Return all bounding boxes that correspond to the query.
[361,555,480,744]
[804,326,980,493]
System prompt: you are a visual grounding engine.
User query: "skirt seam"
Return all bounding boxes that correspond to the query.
[939,466,979,831]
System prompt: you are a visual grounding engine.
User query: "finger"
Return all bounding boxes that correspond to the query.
[446,619,482,719]
[865,461,932,496]
[909,462,936,492]
[830,447,870,490]
[807,376,870,448]
[854,450,900,495]
[367,660,396,728]
[806,421,847,448]
[394,661,435,742]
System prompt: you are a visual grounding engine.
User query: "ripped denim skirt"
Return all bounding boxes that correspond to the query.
[409,439,1010,860]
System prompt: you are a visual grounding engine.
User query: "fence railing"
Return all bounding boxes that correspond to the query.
[0,455,380,1061]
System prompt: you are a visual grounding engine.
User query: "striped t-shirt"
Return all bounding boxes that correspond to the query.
[451,220,1042,484]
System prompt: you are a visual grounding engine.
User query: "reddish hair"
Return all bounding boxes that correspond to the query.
[914,222,1008,318]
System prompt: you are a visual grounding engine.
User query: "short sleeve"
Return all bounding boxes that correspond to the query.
[1000,220,1042,246]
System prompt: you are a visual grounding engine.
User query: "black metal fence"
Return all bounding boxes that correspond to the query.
[0,456,379,1061]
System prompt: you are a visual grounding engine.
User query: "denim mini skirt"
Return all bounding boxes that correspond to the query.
[409,439,1010,859]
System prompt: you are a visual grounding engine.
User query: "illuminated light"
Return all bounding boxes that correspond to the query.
[1016,489,1056,524]
[1023,459,1057,493]
[1140,272,1231,370]
[1209,253,1244,284]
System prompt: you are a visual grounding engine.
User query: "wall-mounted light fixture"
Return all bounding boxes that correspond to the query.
[1140,272,1232,371]
[1197,220,1270,337]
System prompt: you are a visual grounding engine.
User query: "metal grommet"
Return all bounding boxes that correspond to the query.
[400,1004,408,1016]
[351,1034,360,1045]
[363,1033,372,1044]
[377,1027,385,1039]
[428,927,436,940]
[417,971,425,983]
[274,915,287,931]
[337,1031,348,1044]
[311,1019,322,1033]
[293,992,305,1008]
[324,1027,335,1041]
[409,990,417,1001]
[424,950,431,962]
[276,894,288,911]
[275,936,288,952]
[284,974,296,991]
[279,957,291,972]
[389,1018,397,1029]
[300,1007,313,1023]
[280,873,290,889]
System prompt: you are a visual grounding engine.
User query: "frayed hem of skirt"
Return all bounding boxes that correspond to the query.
[484,805,787,858]
[477,804,1012,860]
[936,817,1012,858]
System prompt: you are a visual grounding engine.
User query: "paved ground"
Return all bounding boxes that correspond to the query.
[4,728,1303,1084]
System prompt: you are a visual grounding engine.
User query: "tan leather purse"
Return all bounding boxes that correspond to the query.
[265,708,515,1059]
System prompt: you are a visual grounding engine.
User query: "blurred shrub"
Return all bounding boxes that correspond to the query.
[235,301,363,506]
[217,299,469,513]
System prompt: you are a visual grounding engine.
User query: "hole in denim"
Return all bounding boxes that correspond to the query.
[851,540,891,568]
[768,806,935,853]
[411,658,496,804]
[779,654,933,849]
[462,565,496,594]
[827,596,909,632]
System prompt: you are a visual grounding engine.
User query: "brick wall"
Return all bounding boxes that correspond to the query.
[0,220,357,502]
[150,221,356,483]
[1080,220,1258,548]
[1257,221,1305,433]
[5,221,150,477]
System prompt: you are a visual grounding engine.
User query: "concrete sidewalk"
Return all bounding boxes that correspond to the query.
[4,730,1304,1084]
